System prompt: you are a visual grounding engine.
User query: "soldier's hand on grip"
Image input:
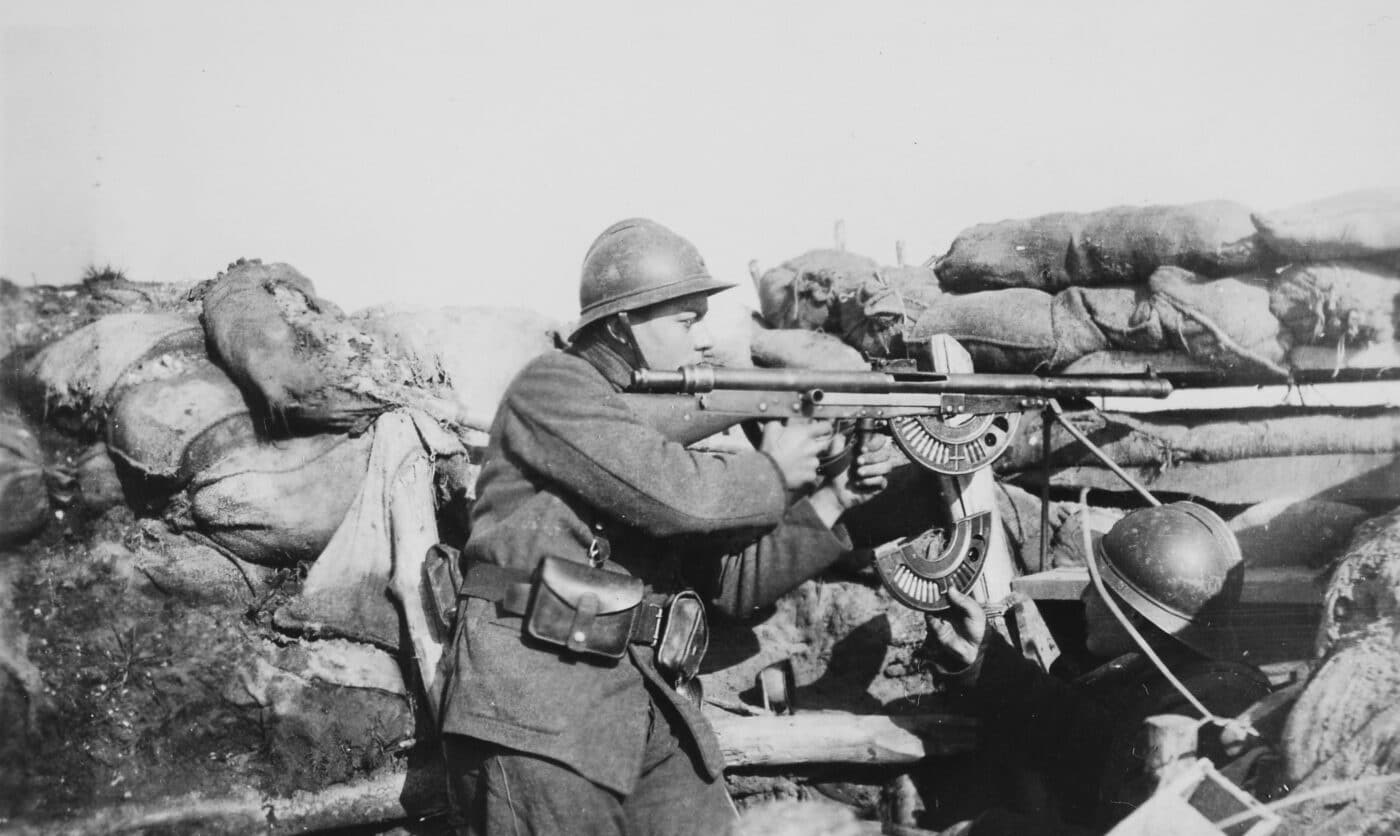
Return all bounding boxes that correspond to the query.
[823,431,893,512]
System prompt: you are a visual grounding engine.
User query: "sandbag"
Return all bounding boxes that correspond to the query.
[749,325,869,370]
[106,356,256,484]
[0,273,201,364]
[999,406,1400,474]
[17,313,204,434]
[1253,188,1400,261]
[1283,619,1400,787]
[1229,498,1370,569]
[1282,514,1400,790]
[904,289,1056,373]
[74,442,126,514]
[1268,261,1400,354]
[757,250,942,358]
[201,259,455,434]
[1314,507,1400,659]
[188,431,374,566]
[0,411,48,545]
[352,304,561,430]
[994,482,1123,572]
[1139,267,1290,377]
[933,201,1265,293]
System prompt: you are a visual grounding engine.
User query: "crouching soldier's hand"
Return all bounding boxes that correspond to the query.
[924,588,986,672]
[807,431,893,524]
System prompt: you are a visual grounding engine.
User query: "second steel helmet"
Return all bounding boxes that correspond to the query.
[1093,501,1244,659]
[573,219,735,335]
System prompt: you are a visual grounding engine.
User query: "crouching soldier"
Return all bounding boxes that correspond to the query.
[436,218,893,835]
[924,502,1271,836]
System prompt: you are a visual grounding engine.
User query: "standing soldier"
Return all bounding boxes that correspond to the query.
[437,218,893,835]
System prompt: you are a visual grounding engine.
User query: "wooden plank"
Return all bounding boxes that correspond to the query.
[1014,453,1400,505]
[1012,565,1322,605]
[709,711,978,767]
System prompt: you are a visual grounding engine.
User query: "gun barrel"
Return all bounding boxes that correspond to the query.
[631,366,1172,399]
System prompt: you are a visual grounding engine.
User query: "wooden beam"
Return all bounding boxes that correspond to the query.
[1012,565,1322,605]
[711,711,979,768]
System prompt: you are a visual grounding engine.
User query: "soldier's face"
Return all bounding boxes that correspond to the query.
[629,294,715,370]
[1081,583,1137,658]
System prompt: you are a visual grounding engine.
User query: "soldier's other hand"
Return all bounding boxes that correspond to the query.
[822,431,893,512]
[923,587,985,670]
[760,419,834,492]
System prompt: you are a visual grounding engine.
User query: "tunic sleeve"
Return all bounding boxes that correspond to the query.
[498,354,789,537]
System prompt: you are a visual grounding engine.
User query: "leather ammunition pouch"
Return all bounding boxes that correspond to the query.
[526,556,646,660]
[655,590,708,683]
[457,555,709,680]
[424,543,465,637]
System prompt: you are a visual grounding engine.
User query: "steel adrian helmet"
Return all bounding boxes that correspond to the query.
[574,218,735,335]
[1092,501,1244,658]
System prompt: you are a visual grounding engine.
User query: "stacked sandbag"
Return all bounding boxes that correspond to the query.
[351,303,562,431]
[998,406,1400,507]
[13,313,205,435]
[1269,261,1400,367]
[1252,188,1400,265]
[0,411,49,546]
[200,259,458,434]
[186,431,375,567]
[903,288,1059,372]
[931,200,1267,294]
[1229,498,1369,569]
[1000,407,1400,474]
[756,249,942,359]
[0,271,200,366]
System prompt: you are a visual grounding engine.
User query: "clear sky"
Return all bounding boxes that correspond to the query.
[3,1,1399,323]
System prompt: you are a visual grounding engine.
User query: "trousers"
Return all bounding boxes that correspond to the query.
[442,688,736,836]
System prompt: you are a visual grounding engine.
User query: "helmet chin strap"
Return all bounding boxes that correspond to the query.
[607,312,650,370]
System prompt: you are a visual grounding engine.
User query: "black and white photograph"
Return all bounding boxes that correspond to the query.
[3,2,1399,834]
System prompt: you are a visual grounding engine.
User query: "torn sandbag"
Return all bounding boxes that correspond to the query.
[998,406,1400,474]
[107,353,256,487]
[1253,188,1400,262]
[757,250,942,358]
[1269,261,1399,357]
[186,430,375,566]
[0,410,48,546]
[750,325,869,370]
[274,411,468,711]
[16,312,204,435]
[932,201,1266,293]
[200,259,459,434]
[904,288,1056,373]
[1229,498,1369,570]
[351,304,561,430]
[1140,267,1290,377]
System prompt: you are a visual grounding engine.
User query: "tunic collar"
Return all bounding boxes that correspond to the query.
[570,337,637,392]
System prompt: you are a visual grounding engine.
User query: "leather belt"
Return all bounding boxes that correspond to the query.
[460,561,666,647]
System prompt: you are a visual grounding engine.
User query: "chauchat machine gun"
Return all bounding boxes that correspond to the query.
[624,364,1172,612]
